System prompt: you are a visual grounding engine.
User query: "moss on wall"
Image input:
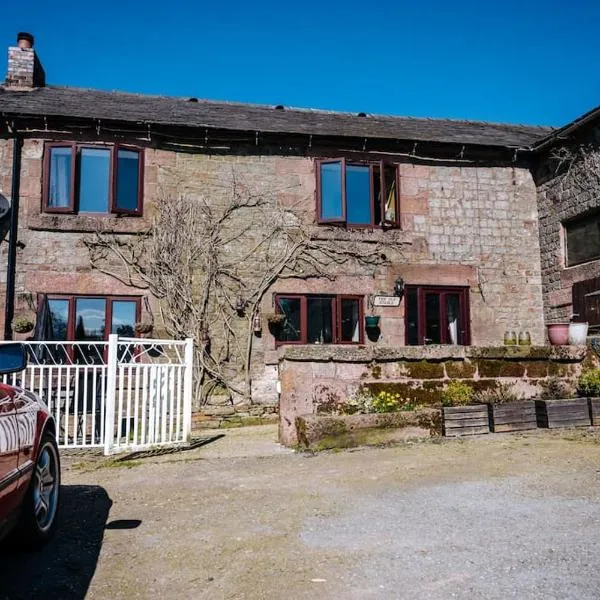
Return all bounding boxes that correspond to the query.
[445,360,477,378]
[477,360,526,378]
[406,360,445,379]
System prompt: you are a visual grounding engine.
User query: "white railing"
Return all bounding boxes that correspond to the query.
[0,335,194,455]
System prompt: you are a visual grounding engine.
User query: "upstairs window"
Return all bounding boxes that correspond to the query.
[316,159,399,228]
[564,213,600,267]
[44,143,143,215]
[274,294,363,345]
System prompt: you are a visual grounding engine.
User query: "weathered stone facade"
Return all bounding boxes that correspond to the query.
[535,137,600,324]
[278,345,590,446]
[0,133,546,410]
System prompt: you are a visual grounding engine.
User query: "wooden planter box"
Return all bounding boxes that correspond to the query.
[535,398,591,429]
[589,397,600,426]
[443,405,489,437]
[489,400,537,433]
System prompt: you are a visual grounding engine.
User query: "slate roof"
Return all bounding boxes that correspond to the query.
[0,85,554,148]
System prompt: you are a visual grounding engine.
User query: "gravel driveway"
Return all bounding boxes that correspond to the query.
[2,425,600,600]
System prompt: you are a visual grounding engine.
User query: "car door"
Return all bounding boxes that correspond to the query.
[13,388,38,474]
[0,384,19,519]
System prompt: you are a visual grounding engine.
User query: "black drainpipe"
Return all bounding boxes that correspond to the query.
[4,132,22,340]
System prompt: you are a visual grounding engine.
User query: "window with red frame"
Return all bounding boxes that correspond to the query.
[274,294,363,345]
[43,143,143,215]
[316,159,399,228]
[404,286,470,346]
[43,295,140,363]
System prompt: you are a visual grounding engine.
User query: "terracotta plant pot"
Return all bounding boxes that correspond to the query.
[547,323,569,346]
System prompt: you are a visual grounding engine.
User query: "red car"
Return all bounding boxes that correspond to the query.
[0,343,60,548]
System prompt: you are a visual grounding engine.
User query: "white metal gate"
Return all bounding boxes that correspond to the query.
[0,334,194,455]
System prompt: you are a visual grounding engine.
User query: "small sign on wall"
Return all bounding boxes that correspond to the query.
[373,295,401,307]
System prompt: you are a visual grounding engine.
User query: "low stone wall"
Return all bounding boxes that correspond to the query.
[192,402,278,430]
[279,345,591,446]
[296,408,441,451]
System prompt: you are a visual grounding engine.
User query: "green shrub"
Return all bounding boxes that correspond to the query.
[578,369,600,397]
[441,381,473,407]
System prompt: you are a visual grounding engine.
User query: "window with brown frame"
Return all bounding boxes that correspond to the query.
[316,159,399,228]
[274,294,363,345]
[404,286,470,346]
[41,295,141,363]
[43,143,144,215]
[564,212,600,267]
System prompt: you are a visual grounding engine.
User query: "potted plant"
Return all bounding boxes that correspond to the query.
[477,384,536,433]
[13,315,34,335]
[365,315,380,329]
[547,323,570,345]
[134,321,153,336]
[535,377,590,428]
[577,368,600,426]
[265,312,286,338]
[441,380,489,437]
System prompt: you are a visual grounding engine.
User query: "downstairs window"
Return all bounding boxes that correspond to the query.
[41,295,140,363]
[405,286,470,345]
[274,294,363,345]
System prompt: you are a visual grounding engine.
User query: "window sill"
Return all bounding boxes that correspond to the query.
[308,225,412,244]
[27,212,149,234]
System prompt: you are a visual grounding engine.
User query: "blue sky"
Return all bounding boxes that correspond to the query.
[2,0,599,127]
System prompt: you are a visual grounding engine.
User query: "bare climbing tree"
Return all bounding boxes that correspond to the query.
[550,144,600,193]
[84,174,404,404]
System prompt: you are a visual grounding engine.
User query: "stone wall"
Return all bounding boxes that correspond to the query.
[0,134,545,409]
[535,143,600,324]
[278,345,590,446]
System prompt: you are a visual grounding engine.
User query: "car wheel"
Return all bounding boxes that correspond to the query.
[16,432,60,548]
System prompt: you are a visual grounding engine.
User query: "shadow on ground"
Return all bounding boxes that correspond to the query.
[0,484,113,600]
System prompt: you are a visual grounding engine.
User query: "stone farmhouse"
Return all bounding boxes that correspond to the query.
[0,33,598,418]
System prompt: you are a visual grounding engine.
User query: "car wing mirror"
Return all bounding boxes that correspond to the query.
[0,343,27,375]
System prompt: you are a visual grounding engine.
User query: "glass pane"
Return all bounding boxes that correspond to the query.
[320,162,343,220]
[346,165,371,226]
[111,301,137,337]
[75,298,106,364]
[115,149,140,211]
[383,166,397,223]
[405,289,419,345]
[48,147,72,208]
[112,301,137,360]
[47,299,69,340]
[566,215,600,266]
[79,148,110,213]
[446,294,460,345]
[307,297,333,344]
[44,299,70,363]
[425,293,441,344]
[278,298,301,342]
[340,298,360,342]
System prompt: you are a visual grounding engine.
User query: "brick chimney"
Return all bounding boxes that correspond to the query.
[5,32,45,88]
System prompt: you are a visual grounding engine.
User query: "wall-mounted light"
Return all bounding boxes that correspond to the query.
[394,277,405,298]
